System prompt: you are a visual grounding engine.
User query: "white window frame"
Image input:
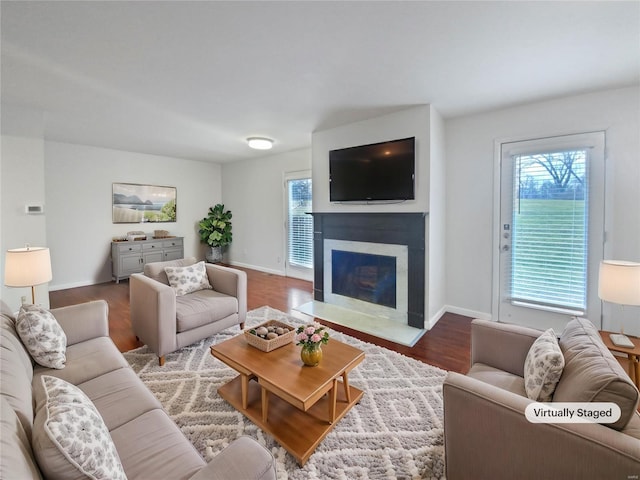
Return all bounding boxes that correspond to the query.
[283,170,313,281]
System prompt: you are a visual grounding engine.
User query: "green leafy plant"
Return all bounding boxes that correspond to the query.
[198,204,232,247]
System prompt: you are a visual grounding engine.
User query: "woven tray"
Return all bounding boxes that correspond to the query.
[244,320,295,352]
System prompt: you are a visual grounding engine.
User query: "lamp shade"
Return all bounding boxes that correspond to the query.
[598,260,640,306]
[4,247,52,287]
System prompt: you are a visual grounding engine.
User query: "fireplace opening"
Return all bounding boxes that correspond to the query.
[331,250,397,309]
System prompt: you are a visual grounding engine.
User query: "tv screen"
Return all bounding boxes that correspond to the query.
[329,137,415,202]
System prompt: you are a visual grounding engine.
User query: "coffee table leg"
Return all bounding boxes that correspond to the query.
[262,388,269,423]
[342,372,351,403]
[328,379,338,424]
[240,374,250,410]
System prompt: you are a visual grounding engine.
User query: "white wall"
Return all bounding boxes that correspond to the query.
[1,135,50,309]
[44,142,222,289]
[222,148,312,275]
[428,108,447,325]
[445,86,640,334]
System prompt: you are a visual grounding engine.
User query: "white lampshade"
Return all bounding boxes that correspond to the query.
[4,247,52,288]
[598,260,640,306]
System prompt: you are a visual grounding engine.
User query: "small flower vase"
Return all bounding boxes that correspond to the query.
[300,343,323,367]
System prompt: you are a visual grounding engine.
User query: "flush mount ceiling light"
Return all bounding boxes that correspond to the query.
[247,137,274,150]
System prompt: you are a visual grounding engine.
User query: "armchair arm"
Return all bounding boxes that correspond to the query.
[443,372,640,480]
[470,319,542,377]
[187,436,276,480]
[205,264,247,324]
[50,300,109,346]
[129,273,177,358]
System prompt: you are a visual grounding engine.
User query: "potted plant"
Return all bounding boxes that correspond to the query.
[198,204,232,263]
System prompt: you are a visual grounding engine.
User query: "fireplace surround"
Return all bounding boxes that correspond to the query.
[312,212,426,329]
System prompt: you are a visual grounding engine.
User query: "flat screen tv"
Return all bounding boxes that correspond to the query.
[329,137,415,202]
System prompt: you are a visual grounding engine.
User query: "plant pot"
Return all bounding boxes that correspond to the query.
[206,246,222,263]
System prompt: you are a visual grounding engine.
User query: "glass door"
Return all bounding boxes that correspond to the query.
[495,132,605,332]
[285,172,313,281]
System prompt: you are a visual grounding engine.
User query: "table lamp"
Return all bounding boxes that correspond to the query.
[598,260,640,347]
[4,246,52,304]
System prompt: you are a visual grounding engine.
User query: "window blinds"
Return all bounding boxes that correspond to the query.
[287,178,313,269]
[510,150,589,312]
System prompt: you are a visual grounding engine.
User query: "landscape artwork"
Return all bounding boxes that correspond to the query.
[112,183,177,223]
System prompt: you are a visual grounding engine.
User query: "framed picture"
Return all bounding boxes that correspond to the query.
[112,183,177,224]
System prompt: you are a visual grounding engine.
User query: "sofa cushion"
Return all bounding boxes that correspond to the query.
[33,336,129,386]
[1,304,35,437]
[175,290,238,333]
[0,397,43,480]
[32,375,127,480]
[524,328,564,402]
[554,317,639,430]
[76,367,162,431]
[467,363,527,397]
[16,304,66,369]
[144,256,196,285]
[110,409,205,480]
[165,261,212,296]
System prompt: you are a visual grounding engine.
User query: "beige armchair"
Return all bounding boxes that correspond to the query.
[130,257,247,366]
[443,318,640,479]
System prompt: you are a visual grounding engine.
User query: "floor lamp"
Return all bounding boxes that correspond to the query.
[4,246,53,305]
[598,260,640,347]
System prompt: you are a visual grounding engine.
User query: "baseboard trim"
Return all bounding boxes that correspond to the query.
[445,305,493,321]
[49,279,106,291]
[227,261,285,277]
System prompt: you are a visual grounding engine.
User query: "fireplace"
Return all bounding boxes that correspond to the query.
[313,212,426,329]
[332,250,397,308]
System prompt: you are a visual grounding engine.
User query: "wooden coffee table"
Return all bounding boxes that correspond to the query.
[210,335,364,465]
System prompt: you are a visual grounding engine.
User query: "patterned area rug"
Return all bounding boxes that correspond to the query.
[123,306,447,479]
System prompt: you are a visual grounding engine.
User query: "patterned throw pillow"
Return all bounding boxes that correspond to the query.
[524,328,565,402]
[164,260,212,296]
[33,375,127,480]
[16,304,66,369]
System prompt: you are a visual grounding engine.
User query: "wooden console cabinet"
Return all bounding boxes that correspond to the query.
[111,237,184,283]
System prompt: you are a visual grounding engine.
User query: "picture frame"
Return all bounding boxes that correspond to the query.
[112,183,177,224]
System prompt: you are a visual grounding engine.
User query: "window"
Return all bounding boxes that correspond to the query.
[511,149,588,312]
[287,177,313,269]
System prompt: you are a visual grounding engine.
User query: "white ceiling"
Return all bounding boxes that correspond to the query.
[2,1,638,163]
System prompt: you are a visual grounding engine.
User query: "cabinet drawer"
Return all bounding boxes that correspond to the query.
[143,241,163,251]
[117,243,141,253]
[163,238,183,248]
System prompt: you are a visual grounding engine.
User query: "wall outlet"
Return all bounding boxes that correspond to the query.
[21,296,27,305]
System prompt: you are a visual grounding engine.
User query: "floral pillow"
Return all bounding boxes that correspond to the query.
[33,375,127,480]
[16,304,66,369]
[164,261,212,296]
[524,328,565,402]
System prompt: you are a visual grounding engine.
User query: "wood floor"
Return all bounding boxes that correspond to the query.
[49,266,472,374]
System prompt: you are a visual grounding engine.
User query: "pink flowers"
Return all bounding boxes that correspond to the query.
[295,323,330,348]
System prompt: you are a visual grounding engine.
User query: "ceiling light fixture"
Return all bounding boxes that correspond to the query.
[247,137,274,150]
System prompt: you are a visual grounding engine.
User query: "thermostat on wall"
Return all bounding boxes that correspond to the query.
[25,204,44,214]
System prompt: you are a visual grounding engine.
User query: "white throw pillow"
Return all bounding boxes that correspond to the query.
[33,375,128,480]
[16,304,66,369]
[524,328,565,402]
[164,260,212,296]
